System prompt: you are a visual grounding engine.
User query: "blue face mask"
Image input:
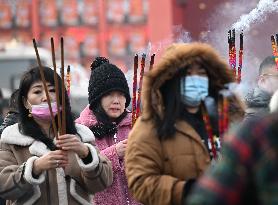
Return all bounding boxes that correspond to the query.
[180,75,209,107]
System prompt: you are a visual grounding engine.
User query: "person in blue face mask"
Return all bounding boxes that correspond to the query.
[180,65,209,108]
[125,43,245,205]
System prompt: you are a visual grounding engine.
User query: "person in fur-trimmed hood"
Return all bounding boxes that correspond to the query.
[0,66,113,205]
[125,43,245,205]
[75,57,142,205]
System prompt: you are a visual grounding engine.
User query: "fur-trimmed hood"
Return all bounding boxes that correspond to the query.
[141,43,235,119]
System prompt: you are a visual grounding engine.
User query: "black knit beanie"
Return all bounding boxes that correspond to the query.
[90,56,110,70]
[88,59,131,110]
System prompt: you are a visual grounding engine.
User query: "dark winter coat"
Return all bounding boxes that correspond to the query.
[0,111,19,136]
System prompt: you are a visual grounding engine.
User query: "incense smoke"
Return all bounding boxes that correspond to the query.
[125,26,192,108]
[173,25,192,44]
[203,0,278,98]
[232,0,278,32]
[138,25,192,57]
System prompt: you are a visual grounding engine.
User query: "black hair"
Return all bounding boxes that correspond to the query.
[155,75,184,139]
[17,66,77,150]
[259,56,276,75]
[8,89,19,113]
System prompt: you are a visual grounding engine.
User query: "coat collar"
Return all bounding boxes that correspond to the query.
[0,123,95,157]
[141,43,235,120]
[1,123,35,146]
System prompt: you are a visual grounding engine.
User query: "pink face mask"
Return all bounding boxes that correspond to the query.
[29,102,60,120]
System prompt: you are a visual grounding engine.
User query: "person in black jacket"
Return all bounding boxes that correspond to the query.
[244,56,278,120]
[0,89,19,205]
[0,89,19,136]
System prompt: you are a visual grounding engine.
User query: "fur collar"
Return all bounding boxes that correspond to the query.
[0,123,35,146]
[141,43,235,119]
[0,123,95,157]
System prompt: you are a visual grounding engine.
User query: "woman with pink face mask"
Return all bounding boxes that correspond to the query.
[0,66,113,205]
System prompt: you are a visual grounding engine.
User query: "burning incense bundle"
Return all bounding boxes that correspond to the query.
[270,34,278,70]
[228,29,236,77]
[33,37,67,138]
[237,32,244,83]
[218,93,229,142]
[33,39,58,138]
[60,37,66,134]
[131,53,155,127]
[66,65,71,96]
[202,104,217,160]
[51,37,62,135]
[228,29,244,82]
[149,54,155,70]
[132,55,139,126]
[136,54,146,118]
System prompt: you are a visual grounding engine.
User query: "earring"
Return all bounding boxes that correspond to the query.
[28,109,32,118]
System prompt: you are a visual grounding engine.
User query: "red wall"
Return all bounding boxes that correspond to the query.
[172,0,228,40]
[148,0,173,43]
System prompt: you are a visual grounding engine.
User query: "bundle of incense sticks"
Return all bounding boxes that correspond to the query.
[60,37,66,135]
[228,29,236,77]
[218,93,229,142]
[51,37,61,135]
[136,54,146,118]
[237,32,244,83]
[66,65,71,96]
[270,34,278,70]
[201,104,217,160]
[228,29,244,83]
[131,53,155,127]
[132,54,138,126]
[33,37,67,138]
[150,54,155,71]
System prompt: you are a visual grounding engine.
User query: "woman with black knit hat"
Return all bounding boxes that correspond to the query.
[75,57,141,205]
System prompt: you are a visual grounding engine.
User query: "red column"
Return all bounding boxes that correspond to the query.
[99,1,108,57]
[147,0,173,58]
[31,0,40,40]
